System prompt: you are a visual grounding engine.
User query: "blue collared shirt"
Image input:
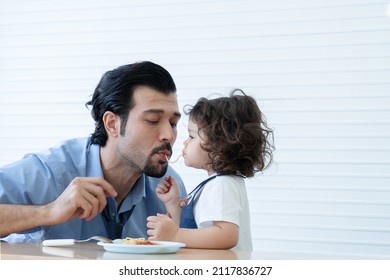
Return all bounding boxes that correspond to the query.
[0,137,186,242]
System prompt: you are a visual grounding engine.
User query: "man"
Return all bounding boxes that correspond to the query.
[0,61,186,242]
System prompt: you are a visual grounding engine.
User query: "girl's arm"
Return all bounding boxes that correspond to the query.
[147,214,239,249]
[155,176,182,224]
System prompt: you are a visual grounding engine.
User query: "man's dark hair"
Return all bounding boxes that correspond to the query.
[85,61,176,146]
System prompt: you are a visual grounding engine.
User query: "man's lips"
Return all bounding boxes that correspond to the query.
[156,151,170,162]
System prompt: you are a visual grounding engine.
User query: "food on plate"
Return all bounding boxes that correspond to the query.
[118,237,156,245]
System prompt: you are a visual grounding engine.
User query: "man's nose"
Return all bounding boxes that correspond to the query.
[160,123,176,142]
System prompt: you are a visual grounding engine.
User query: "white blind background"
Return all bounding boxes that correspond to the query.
[1,0,390,258]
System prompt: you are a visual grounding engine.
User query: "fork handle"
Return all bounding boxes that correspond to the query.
[42,239,76,246]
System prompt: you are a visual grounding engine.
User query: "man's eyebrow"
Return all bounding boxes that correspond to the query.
[143,109,163,114]
[143,109,181,118]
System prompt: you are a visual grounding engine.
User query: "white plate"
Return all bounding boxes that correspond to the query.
[97,240,185,254]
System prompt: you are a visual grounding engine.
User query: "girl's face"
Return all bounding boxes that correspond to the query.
[182,118,213,174]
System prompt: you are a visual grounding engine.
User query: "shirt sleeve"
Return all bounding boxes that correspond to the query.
[194,176,242,228]
[0,154,59,205]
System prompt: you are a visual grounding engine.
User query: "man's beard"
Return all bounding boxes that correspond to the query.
[143,143,171,178]
[143,160,168,178]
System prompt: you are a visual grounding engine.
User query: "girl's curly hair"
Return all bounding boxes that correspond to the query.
[185,89,274,177]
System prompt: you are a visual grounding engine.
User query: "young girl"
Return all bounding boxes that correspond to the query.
[146,89,274,250]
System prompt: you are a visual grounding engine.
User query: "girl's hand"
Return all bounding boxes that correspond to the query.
[156,176,181,204]
[146,213,179,241]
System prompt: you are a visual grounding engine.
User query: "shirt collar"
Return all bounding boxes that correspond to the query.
[86,140,103,178]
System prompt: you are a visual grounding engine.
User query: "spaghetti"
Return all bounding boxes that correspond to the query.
[165,154,182,164]
[120,237,155,245]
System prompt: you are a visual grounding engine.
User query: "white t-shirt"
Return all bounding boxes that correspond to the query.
[193,174,253,251]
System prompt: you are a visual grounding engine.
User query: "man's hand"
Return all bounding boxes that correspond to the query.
[45,177,117,224]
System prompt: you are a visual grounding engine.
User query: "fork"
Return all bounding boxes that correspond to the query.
[42,236,112,247]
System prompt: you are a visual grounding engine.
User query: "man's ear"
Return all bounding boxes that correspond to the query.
[102,111,120,137]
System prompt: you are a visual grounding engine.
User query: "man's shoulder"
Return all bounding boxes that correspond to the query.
[48,137,92,152]
[23,137,94,171]
[0,138,95,187]
[35,137,92,157]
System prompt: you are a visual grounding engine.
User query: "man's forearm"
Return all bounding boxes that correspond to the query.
[0,204,48,236]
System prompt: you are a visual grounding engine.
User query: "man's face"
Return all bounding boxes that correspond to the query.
[117,86,181,177]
